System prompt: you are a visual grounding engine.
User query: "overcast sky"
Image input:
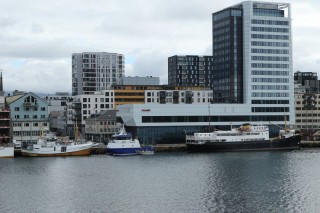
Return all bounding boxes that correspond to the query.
[0,0,319,94]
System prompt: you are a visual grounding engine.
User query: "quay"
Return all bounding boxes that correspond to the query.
[13,141,320,156]
[300,141,320,148]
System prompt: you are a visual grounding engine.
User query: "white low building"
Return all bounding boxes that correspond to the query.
[117,103,295,144]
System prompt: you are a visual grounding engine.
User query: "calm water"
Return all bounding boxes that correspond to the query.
[1,149,320,213]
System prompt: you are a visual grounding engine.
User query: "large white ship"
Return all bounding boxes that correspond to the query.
[186,123,301,152]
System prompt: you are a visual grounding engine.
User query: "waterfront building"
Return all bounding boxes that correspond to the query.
[119,76,160,86]
[294,93,319,130]
[116,1,295,143]
[168,55,214,89]
[212,1,293,106]
[66,90,115,136]
[7,93,49,145]
[0,73,10,144]
[85,110,118,143]
[117,103,289,144]
[72,52,125,95]
[66,86,210,136]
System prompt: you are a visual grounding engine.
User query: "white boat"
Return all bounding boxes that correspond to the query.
[0,143,14,158]
[21,127,93,157]
[106,124,141,155]
[186,123,301,152]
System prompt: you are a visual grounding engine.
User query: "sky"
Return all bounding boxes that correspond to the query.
[0,0,319,94]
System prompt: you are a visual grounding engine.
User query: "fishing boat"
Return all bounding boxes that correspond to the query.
[0,143,14,158]
[21,126,93,157]
[106,124,141,155]
[186,123,301,152]
[136,146,155,155]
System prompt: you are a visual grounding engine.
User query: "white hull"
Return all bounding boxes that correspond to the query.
[0,146,14,158]
[21,142,93,157]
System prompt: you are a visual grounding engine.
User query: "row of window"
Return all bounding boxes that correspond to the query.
[13,122,48,127]
[251,19,289,26]
[14,107,46,111]
[251,48,289,54]
[253,8,285,18]
[252,41,289,47]
[252,107,289,112]
[251,34,289,40]
[213,20,230,29]
[251,63,289,69]
[142,115,289,123]
[252,27,289,33]
[252,70,289,76]
[14,115,46,119]
[252,78,289,83]
[252,100,289,104]
[251,56,289,61]
[252,92,289,97]
[252,85,289,90]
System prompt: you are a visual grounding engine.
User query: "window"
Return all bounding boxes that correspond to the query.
[41,107,45,111]
[14,107,19,111]
[41,115,45,119]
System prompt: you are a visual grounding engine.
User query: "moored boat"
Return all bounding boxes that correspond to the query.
[0,143,14,158]
[186,123,301,152]
[106,125,141,155]
[21,127,93,157]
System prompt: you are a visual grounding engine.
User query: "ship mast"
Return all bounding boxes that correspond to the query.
[74,121,78,144]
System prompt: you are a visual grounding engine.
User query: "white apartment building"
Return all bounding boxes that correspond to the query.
[72,52,125,95]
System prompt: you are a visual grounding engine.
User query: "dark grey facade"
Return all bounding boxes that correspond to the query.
[168,55,214,89]
[212,8,243,103]
[294,71,320,93]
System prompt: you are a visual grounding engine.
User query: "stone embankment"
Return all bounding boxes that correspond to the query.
[300,141,320,148]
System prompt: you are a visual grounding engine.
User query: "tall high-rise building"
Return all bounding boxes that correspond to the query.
[212,1,293,106]
[168,55,214,88]
[72,52,125,95]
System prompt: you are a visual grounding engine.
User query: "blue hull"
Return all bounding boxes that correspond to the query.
[106,147,141,156]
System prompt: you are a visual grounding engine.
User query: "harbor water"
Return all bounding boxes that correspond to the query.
[1,149,320,212]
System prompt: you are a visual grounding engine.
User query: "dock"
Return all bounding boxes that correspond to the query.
[300,141,320,148]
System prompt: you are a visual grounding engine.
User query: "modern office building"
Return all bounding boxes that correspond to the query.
[72,52,125,95]
[168,55,214,88]
[212,1,292,106]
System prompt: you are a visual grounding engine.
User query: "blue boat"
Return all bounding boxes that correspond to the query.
[106,125,141,155]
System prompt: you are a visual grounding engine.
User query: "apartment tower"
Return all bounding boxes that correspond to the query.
[72,52,125,95]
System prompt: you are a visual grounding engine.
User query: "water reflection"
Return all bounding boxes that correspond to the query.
[1,150,320,212]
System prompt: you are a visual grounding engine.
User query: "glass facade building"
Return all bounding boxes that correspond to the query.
[212,1,294,120]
